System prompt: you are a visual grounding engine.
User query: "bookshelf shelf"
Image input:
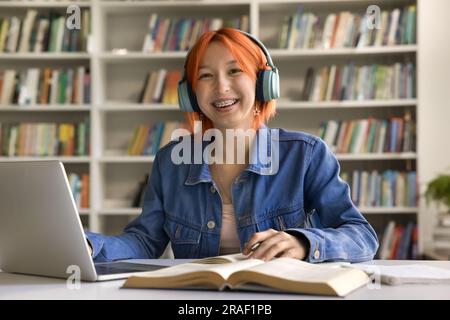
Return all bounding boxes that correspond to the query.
[0,1,91,8]
[277,99,417,109]
[361,207,419,214]
[434,227,450,236]
[100,103,178,111]
[0,156,91,163]
[99,155,155,163]
[270,45,417,58]
[434,241,450,250]
[0,53,91,60]
[0,105,91,112]
[98,208,141,216]
[78,208,91,215]
[336,153,417,161]
[99,52,186,61]
[100,0,251,9]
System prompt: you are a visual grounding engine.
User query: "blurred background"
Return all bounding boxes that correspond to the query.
[0,0,449,260]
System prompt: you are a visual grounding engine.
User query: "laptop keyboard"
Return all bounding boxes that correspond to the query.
[95,262,167,275]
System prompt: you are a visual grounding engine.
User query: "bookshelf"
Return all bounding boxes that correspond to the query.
[3,0,448,259]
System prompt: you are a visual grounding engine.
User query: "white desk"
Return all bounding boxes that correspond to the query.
[1,260,450,300]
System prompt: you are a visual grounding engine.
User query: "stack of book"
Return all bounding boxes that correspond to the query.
[0,118,90,156]
[318,112,415,154]
[0,9,91,53]
[340,170,417,208]
[279,4,416,49]
[67,172,89,209]
[138,69,181,105]
[0,67,91,105]
[142,14,249,52]
[301,62,415,101]
[378,221,418,260]
[433,213,450,253]
[127,121,189,156]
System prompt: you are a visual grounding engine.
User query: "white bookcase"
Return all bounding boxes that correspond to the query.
[2,0,434,258]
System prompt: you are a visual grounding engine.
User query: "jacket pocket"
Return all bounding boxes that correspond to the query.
[164,218,201,244]
[164,218,201,258]
[256,203,306,231]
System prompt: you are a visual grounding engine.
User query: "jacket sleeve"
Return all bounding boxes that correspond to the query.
[85,154,169,262]
[286,138,379,263]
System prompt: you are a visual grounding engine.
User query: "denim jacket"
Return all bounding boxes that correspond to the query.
[86,126,378,263]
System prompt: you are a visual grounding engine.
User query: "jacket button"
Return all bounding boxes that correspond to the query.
[313,249,320,260]
[210,186,216,193]
[207,220,216,229]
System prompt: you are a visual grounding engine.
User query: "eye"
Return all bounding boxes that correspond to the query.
[229,68,242,75]
[198,73,212,80]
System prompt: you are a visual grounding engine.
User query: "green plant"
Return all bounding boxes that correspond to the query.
[425,175,450,212]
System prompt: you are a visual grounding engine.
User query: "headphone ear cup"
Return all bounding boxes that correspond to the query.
[256,70,280,102]
[178,79,200,112]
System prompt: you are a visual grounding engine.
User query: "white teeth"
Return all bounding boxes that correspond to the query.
[213,99,237,108]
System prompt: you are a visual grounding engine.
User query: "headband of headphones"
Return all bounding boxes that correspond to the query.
[177,30,280,113]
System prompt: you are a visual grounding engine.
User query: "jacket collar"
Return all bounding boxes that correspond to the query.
[184,125,277,185]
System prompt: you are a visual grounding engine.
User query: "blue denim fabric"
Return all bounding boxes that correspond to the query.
[86,127,378,263]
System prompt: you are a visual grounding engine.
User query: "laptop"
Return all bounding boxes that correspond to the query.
[0,160,168,281]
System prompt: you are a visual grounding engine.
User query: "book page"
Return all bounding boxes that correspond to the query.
[192,253,249,264]
[240,258,352,283]
[126,257,264,281]
[228,258,369,296]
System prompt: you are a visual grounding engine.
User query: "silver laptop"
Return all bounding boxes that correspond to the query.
[0,160,167,281]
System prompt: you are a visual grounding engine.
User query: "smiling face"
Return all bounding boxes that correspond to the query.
[194,41,257,131]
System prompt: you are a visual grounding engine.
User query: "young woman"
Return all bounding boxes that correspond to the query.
[86,28,378,263]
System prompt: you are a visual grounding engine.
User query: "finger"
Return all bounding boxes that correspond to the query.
[243,229,278,255]
[259,239,291,261]
[251,232,286,259]
[279,249,295,259]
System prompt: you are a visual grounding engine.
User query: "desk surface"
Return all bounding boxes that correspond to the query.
[1,260,450,300]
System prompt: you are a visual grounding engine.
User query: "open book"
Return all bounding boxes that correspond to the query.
[122,254,370,297]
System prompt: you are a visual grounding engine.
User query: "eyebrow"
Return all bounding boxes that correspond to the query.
[199,60,238,70]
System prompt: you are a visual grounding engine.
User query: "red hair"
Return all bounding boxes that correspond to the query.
[183,28,277,133]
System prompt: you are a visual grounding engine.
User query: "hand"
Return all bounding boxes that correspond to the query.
[86,239,93,256]
[242,229,307,261]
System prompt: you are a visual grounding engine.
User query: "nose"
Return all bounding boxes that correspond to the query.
[214,72,231,94]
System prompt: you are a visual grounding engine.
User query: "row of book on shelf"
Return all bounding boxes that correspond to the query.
[0,119,90,156]
[318,112,415,154]
[378,221,418,260]
[68,172,89,209]
[138,69,181,105]
[0,67,91,105]
[301,62,415,102]
[127,121,188,156]
[0,62,415,107]
[137,61,416,106]
[141,14,249,53]
[340,170,417,208]
[279,4,416,49]
[0,9,91,53]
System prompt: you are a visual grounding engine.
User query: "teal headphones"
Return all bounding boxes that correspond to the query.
[177,30,280,113]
